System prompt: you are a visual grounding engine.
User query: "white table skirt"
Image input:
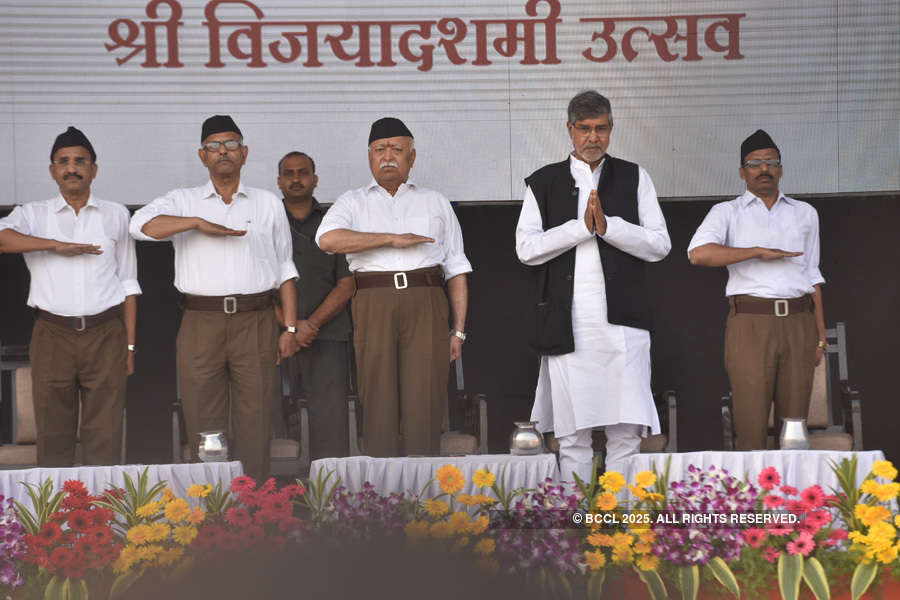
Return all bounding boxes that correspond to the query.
[627,450,886,492]
[311,454,560,498]
[0,462,244,507]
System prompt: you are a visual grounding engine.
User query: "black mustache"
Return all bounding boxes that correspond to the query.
[63,174,82,180]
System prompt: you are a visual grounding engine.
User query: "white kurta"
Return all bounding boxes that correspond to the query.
[515,156,671,438]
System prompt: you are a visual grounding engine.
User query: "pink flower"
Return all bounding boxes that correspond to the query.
[800,485,826,509]
[829,529,849,541]
[780,485,798,496]
[225,507,252,528]
[766,520,793,536]
[764,495,785,509]
[281,484,306,498]
[786,499,811,515]
[797,518,822,536]
[807,509,832,527]
[742,528,767,548]
[765,547,781,563]
[758,467,782,491]
[230,475,257,494]
[257,477,277,494]
[786,531,815,556]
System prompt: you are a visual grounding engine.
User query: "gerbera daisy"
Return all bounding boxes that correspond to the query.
[230,475,257,494]
[435,464,465,495]
[800,485,826,509]
[757,467,781,491]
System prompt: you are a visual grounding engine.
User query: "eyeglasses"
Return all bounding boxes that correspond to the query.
[52,157,91,167]
[202,140,243,152]
[572,124,611,136]
[742,159,781,169]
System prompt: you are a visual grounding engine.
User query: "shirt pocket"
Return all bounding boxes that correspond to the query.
[248,223,276,264]
[409,215,443,244]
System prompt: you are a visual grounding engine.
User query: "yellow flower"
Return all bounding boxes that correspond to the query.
[645,492,665,503]
[636,554,660,571]
[868,521,896,542]
[430,522,454,540]
[187,507,206,525]
[137,544,163,564]
[628,485,649,500]
[157,547,184,567]
[873,482,900,502]
[637,529,655,544]
[857,504,891,527]
[894,515,900,529]
[126,524,153,545]
[452,536,470,552]
[473,538,495,556]
[611,532,633,550]
[630,510,652,531]
[187,483,212,498]
[136,501,161,518]
[424,499,450,518]
[469,516,489,535]
[584,549,607,571]
[472,469,496,488]
[161,487,175,503]
[633,541,652,555]
[861,480,880,496]
[871,460,898,481]
[449,511,471,535]
[634,471,657,489]
[473,494,496,506]
[598,472,626,493]
[594,492,617,512]
[113,545,139,573]
[436,464,465,495]
[476,557,499,574]
[172,525,198,546]
[165,498,192,523]
[587,532,614,547]
[456,494,475,506]
[148,522,171,543]
[404,521,429,543]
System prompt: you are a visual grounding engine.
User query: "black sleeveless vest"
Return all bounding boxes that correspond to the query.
[524,155,653,355]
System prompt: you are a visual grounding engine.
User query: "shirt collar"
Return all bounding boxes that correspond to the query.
[202,179,249,200]
[366,178,417,195]
[283,198,323,223]
[568,153,606,175]
[53,194,98,213]
[740,189,791,208]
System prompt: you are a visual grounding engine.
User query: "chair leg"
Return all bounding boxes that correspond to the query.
[299,404,310,471]
[665,391,677,453]
[348,398,362,456]
[477,394,488,454]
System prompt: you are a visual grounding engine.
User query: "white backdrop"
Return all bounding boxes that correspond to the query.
[1,0,898,206]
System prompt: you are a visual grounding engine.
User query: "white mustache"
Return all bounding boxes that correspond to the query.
[380,161,399,169]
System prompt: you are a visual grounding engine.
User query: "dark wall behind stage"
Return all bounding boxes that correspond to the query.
[2,196,898,465]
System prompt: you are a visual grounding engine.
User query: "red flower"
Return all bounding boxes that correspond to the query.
[103,487,125,500]
[281,483,306,498]
[221,531,241,551]
[37,521,63,545]
[196,524,226,548]
[262,493,292,517]
[829,528,849,541]
[60,495,90,511]
[48,511,67,522]
[800,485,826,509]
[780,485,798,496]
[49,546,74,569]
[278,515,303,534]
[741,528,767,548]
[91,507,114,526]
[225,507,252,528]
[239,525,265,546]
[258,477,276,494]
[63,480,88,496]
[797,518,822,536]
[75,537,99,555]
[67,510,92,532]
[23,545,48,568]
[763,495,785,509]
[63,563,86,580]
[757,467,781,491]
[807,509,832,527]
[230,475,257,494]
[238,490,262,507]
[85,525,113,545]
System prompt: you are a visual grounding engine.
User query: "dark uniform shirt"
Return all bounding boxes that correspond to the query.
[285,199,352,342]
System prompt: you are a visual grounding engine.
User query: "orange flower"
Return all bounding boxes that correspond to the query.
[436,465,465,495]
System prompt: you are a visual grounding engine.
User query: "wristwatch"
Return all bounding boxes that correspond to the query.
[450,329,467,342]
[286,325,297,334]
[816,340,827,349]
[127,344,136,352]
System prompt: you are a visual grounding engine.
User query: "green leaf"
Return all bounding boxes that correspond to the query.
[778,552,804,600]
[635,566,668,600]
[587,570,606,599]
[110,569,144,600]
[801,556,830,600]
[678,565,699,600]
[43,575,64,600]
[850,562,879,600]
[64,578,89,600]
[707,557,740,598]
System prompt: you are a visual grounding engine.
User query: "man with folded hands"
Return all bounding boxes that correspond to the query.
[688,129,826,450]
[0,126,140,466]
[316,117,471,457]
[130,115,298,479]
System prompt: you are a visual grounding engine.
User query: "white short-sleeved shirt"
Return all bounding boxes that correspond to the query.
[315,179,472,279]
[0,195,141,316]
[687,190,824,298]
[129,181,298,295]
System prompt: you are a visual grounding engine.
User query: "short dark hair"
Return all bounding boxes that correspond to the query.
[277,151,316,175]
[567,90,613,126]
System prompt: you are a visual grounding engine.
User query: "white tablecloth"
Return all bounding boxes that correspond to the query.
[627,450,886,492]
[0,462,244,506]
[310,454,560,498]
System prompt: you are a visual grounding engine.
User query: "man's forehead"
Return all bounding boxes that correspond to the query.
[370,136,412,148]
[573,115,611,126]
[52,145,92,159]
[744,148,779,160]
[281,155,312,170]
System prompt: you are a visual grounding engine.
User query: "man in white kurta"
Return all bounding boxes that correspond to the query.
[515,91,670,482]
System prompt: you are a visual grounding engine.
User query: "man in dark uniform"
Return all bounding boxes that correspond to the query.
[278,151,354,459]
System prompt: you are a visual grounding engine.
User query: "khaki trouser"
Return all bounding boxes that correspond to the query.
[351,286,449,457]
[725,295,817,450]
[30,317,127,466]
[177,308,278,480]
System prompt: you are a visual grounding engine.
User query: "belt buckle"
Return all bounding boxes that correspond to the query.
[72,316,86,332]
[393,272,408,290]
[774,299,789,317]
[223,296,238,314]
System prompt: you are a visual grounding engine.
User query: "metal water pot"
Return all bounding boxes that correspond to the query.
[779,418,810,450]
[510,421,544,455]
[198,430,229,462]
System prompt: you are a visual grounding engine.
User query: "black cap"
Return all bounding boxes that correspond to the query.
[740,129,780,164]
[51,126,96,163]
[368,117,413,145]
[201,115,242,143]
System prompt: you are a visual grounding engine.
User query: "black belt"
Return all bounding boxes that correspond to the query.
[36,304,123,332]
[183,291,273,313]
[354,266,444,290]
[732,295,812,317]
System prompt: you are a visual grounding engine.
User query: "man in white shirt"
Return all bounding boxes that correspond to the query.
[0,126,140,466]
[515,91,671,482]
[317,117,471,457]
[688,130,826,450]
[130,115,298,479]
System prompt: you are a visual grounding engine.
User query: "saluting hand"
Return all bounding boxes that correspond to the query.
[193,218,247,237]
[54,241,103,256]
[389,233,434,248]
[757,248,803,261]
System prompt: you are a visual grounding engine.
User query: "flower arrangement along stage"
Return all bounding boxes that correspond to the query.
[1,456,899,600]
